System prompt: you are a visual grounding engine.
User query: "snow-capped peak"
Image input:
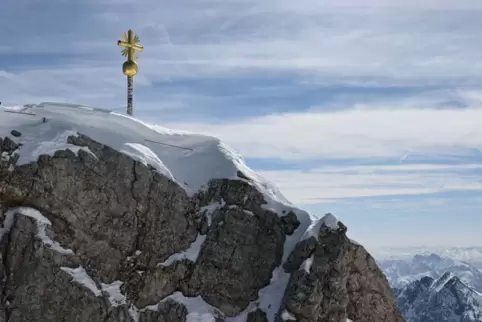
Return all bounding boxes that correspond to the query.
[0,103,304,216]
[1,102,333,322]
[431,272,456,293]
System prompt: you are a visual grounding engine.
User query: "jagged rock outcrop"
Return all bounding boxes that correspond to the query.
[277,219,404,322]
[188,205,285,316]
[395,273,482,322]
[0,132,401,321]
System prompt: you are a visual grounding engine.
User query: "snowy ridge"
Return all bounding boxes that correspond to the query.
[0,103,306,220]
[0,103,335,322]
[431,272,455,293]
[0,103,291,202]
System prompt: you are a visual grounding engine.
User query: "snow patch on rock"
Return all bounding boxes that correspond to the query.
[302,213,340,241]
[101,281,127,307]
[281,309,296,320]
[29,130,96,162]
[60,266,102,296]
[157,234,207,267]
[61,267,140,321]
[145,292,220,322]
[199,199,226,226]
[2,207,74,255]
[302,255,314,274]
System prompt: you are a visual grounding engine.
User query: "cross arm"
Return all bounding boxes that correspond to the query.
[117,40,144,51]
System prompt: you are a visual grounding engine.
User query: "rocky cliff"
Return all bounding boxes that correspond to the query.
[0,104,403,322]
[395,273,482,322]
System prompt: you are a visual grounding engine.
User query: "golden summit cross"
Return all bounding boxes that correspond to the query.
[117,29,144,116]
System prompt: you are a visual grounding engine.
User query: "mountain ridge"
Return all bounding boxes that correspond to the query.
[395,272,482,322]
[0,103,402,322]
[379,252,482,292]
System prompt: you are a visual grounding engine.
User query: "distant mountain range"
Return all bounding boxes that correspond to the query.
[394,273,482,322]
[379,252,482,292]
[378,252,482,322]
[373,246,482,266]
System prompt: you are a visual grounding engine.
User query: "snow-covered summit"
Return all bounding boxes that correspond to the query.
[0,102,318,322]
[0,102,402,322]
[0,102,291,208]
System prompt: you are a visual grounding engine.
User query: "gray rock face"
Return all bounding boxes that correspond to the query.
[279,211,300,236]
[2,134,199,282]
[1,215,111,322]
[0,133,401,322]
[395,273,482,322]
[137,300,187,322]
[1,137,18,153]
[283,237,317,273]
[9,131,21,138]
[1,134,201,321]
[247,309,268,322]
[188,206,285,316]
[277,220,404,322]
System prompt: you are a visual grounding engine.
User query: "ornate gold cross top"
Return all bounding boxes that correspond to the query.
[117,29,144,116]
[117,29,144,61]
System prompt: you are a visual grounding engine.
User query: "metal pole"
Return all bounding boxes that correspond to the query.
[127,76,133,116]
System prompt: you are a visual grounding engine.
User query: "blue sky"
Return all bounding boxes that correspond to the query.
[1,0,482,248]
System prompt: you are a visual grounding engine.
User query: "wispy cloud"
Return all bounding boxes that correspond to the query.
[2,0,482,246]
[165,106,482,160]
[3,0,482,95]
[164,100,482,204]
[261,166,482,206]
[256,163,482,203]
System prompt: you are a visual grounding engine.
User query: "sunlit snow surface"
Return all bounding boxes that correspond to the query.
[0,102,343,322]
[0,103,290,200]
